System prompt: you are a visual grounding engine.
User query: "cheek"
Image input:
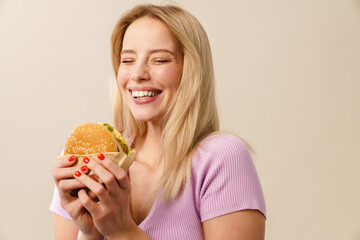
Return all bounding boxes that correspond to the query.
[117,67,129,90]
[161,66,182,90]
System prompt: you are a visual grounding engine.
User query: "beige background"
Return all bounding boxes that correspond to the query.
[1,0,359,239]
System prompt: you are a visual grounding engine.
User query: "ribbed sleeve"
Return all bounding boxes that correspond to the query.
[192,133,266,221]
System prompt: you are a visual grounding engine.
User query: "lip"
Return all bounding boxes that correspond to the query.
[127,87,162,105]
[128,86,162,91]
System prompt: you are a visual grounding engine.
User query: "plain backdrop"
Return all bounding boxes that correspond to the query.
[1,0,359,239]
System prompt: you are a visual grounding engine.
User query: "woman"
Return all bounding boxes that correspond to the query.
[51,4,266,240]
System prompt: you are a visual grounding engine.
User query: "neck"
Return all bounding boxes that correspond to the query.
[133,121,163,168]
[145,121,163,143]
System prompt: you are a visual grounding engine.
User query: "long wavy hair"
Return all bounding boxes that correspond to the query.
[111,4,219,200]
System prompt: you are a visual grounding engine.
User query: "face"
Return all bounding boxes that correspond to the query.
[117,17,183,124]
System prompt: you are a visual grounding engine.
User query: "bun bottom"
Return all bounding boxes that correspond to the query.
[57,151,135,183]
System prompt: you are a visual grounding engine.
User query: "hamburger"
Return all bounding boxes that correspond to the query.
[58,122,135,182]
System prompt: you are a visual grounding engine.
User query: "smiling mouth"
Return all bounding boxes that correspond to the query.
[131,90,162,99]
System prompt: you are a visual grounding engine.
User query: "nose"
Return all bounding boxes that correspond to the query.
[131,61,150,82]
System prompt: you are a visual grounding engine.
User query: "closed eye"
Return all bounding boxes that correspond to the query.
[154,59,171,64]
[120,60,134,64]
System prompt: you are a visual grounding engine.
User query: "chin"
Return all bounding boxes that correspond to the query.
[134,110,167,124]
[132,112,162,123]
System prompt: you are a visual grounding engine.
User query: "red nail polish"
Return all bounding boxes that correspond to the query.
[81,165,87,172]
[75,171,81,177]
[69,156,75,162]
[98,154,105,160]
[92,176,97,181]
[83,157,90,164]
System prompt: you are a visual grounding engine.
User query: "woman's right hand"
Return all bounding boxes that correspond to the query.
[52,155,103,240]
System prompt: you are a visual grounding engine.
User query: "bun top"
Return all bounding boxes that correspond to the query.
[64,123,118,155]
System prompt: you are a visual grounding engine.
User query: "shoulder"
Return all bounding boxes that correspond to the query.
[190,132,266,221]
[198,131,249,152]
[204,130,247,144]
[192,132,252,168]
[191,131,256,187]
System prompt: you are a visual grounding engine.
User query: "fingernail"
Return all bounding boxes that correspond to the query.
[81,165,87,172]
[83,157,90,164]
[75,171,81,177]
[98,154,105,160]
[91,176,97,181]
[69,156,75,162]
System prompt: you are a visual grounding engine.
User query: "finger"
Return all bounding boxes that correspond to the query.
[52,156,79,184]
[87,189,99,202]
[78,189,100,216]
[79,164,90,175]
[58,178,85,201]
[56,155,78,167]
[58,185,78,206]
[62,196,86,219]
[84,156,123,193]
[52,166,78,184]
[58,178,86,192]
[74,170,110,204]
[98,154,131,191]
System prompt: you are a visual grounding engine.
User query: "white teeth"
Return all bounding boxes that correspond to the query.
[132,90,160,98]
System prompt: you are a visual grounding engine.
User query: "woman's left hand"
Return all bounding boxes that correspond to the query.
[74,154,137,239]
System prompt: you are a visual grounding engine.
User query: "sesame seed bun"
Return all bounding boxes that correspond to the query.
[59,122,134,181]
[64,123,119,155]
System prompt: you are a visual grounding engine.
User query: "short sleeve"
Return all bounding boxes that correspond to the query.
[192,133,266,222]
[49,185,73,221]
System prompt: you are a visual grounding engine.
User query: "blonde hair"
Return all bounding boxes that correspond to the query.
[111,4,219,200]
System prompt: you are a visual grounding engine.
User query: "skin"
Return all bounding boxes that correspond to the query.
[117,17,183,125]
[52,16,265,240]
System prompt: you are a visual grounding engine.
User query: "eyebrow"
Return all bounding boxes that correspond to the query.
[120,49,175,56]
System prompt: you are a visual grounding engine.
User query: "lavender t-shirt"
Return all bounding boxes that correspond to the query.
[50,132,266,239]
